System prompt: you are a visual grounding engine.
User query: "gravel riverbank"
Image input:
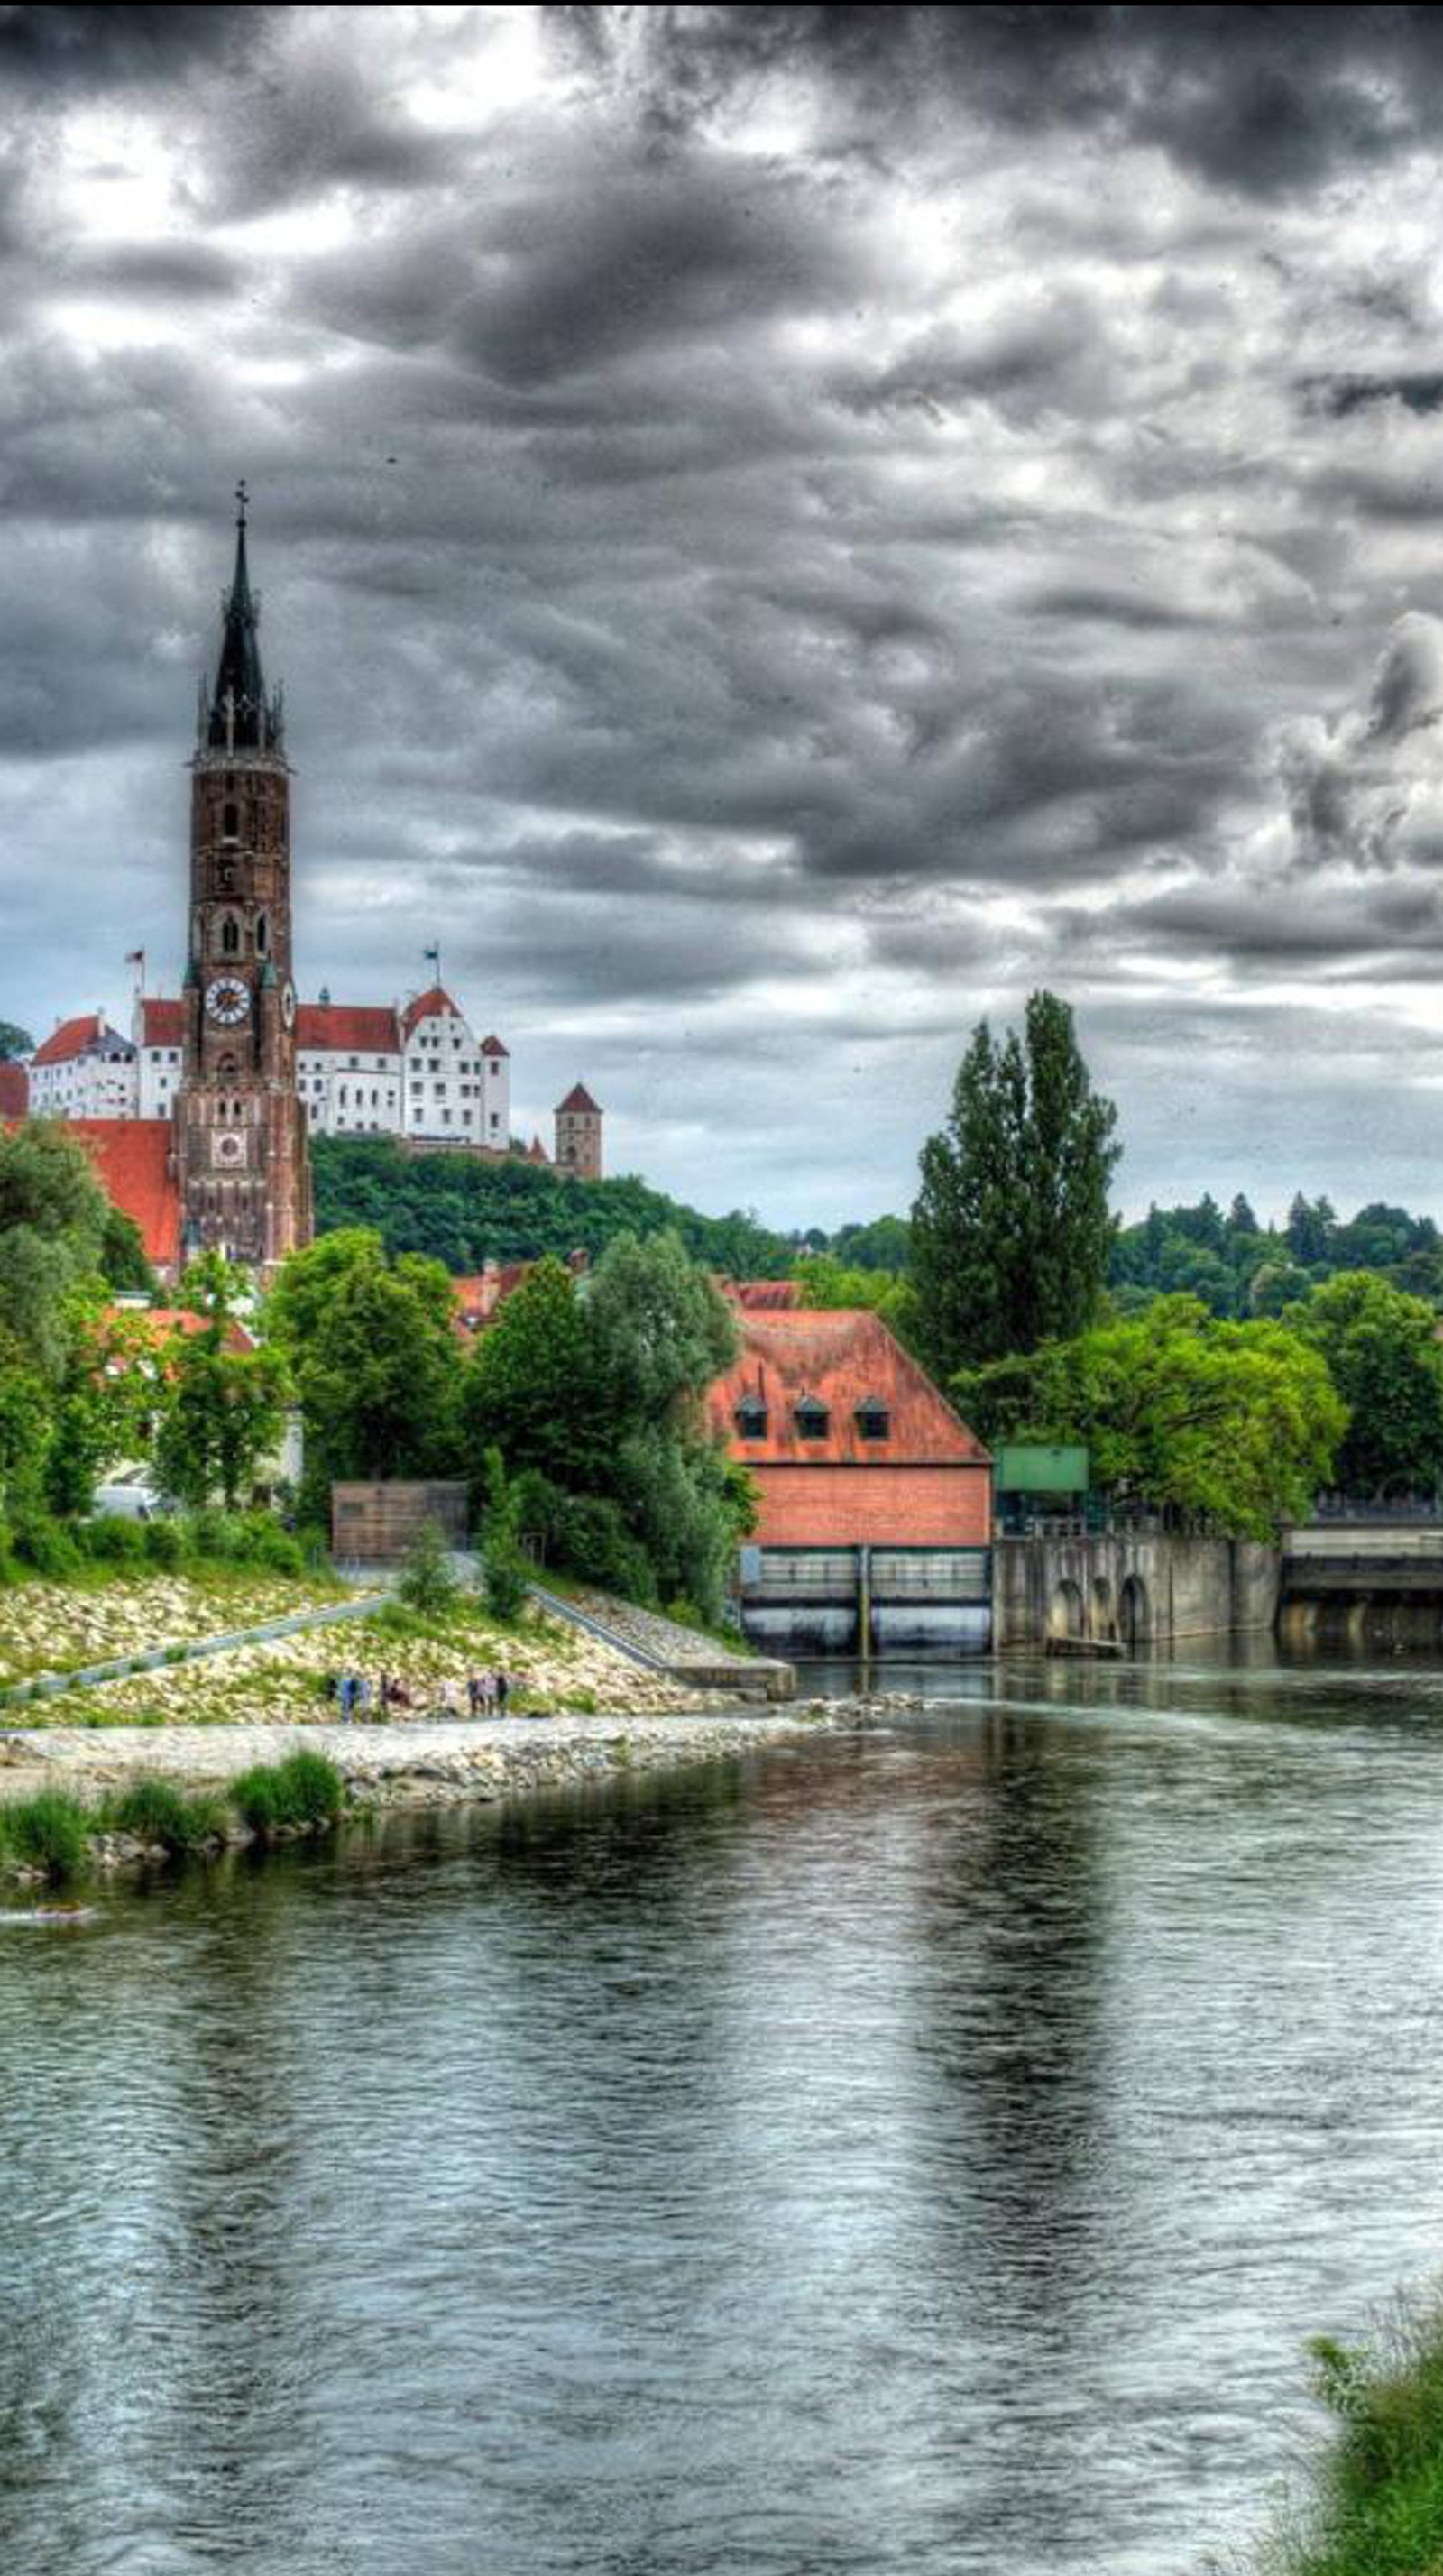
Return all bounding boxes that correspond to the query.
[0,1698,911,1830]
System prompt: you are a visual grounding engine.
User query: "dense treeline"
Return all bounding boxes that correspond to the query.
[312,1137,795,1278]
[1111,1191,1443,1317]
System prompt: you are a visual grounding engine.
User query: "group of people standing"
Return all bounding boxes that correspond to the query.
[324,1669,512,1722]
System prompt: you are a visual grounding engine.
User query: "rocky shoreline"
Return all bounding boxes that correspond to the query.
[0,1696,928,1881]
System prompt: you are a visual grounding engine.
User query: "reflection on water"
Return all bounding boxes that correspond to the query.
[6,1658,1443,2574]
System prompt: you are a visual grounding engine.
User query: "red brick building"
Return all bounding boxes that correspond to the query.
[710,1305,990,1546]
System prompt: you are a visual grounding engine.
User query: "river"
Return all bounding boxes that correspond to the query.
[5,1650,1443,2576]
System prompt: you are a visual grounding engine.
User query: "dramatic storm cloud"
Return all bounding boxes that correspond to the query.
[6,4,1443,1223]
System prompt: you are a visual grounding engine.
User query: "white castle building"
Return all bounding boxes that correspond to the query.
[24,980,600,1173]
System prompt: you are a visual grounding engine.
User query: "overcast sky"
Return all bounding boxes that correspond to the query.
[8,5,1443,1228]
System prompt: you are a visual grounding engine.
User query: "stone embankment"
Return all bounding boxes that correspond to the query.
[0,1695,924,1845]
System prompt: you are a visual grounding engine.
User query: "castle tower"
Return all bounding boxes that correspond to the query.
[172,487,311,1267]
[554,1082,603,1181]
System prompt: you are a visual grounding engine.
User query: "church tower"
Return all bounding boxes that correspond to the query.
[172,488,311,1268]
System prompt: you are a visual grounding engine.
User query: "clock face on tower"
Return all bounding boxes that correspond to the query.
[206,975,250,1027]
[280,979,296,1029]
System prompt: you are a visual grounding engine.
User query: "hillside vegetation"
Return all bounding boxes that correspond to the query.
[312,1136,793,1277]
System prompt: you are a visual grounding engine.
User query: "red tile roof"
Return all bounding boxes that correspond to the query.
[0,1062,28,1117]
[708,1309,988,1467]
[556,1082,601,1115]
[400,985,461,1039]
[722,1279,800,1311]
[295,1002,401,1053]
[450,1265,534,1334]
[70,1119,181,1271]
[479,1035,510,1058]
[138,998,185,1048]
[115,1305,257,1354]
[32,1013,103,1067]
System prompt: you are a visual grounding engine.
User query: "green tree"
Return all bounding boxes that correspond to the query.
[0,1022,33,1062]
[265,1230,463,1520]
[585,1229,740,1424]
[910,992,1120,1374]
[1286,1191,1337,1267]
[398,1517,460,1615]
[0,1118,112,1378]
[152,1267,290,1511]
[461,1256,608,1488]
[1286,1272,1443,1497]
[957,1295,1345,1539]
[478,1449,530,1622]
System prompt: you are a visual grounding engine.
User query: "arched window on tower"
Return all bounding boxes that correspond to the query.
[255,915,268,954]
[222,802,239,840]
[221,916,240,956]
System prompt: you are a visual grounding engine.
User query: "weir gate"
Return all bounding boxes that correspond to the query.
[736,1546,991,1657]
[732,1524,1443,1660]
[1280,1521,1443,1642]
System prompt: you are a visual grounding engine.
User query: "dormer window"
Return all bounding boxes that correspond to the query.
[794,1397,830,1440]
[855,1402,891,1442]
[734,1398,768,1440]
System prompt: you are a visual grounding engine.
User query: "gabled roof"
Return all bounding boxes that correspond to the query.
[479,1035,510,1058]
[296,1001,401,1053]
[400,986,463,1039]
[0,1062,28,1117]
[722,1279,799,1311]
[70,1119,180,1271]
[32,1015,115,1068]
[556,1081,601,1115]
[708,1308,989,1467]
[138,997,185,1049]
[527,1136,549,1163]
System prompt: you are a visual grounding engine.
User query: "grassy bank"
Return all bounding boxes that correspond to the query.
[6,1592,703,1728]
[0,1751,348,1884]
[0,1562,349,1688]
[1253,2296,1443,2576]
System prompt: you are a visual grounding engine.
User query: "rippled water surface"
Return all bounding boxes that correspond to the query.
[8,1654,1443,2575]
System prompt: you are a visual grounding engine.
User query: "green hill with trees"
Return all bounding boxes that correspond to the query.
[311,1136,794,1278]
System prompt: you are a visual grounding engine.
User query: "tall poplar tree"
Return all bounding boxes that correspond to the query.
[910,992,1120,1375]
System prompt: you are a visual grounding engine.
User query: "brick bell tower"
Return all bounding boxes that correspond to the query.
[173,486,311,1269]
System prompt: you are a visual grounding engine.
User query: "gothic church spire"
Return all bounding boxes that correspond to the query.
[205,481,284,751]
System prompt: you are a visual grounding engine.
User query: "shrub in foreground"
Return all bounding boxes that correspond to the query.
[398,1518,459,1615]
[1258,2294,1443,2575]
[103,1779,229,1857]
[231,1749,345,1838]
[0,1789,89,1883]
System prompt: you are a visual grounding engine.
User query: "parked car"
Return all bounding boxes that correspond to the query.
[90,1470,174,1523]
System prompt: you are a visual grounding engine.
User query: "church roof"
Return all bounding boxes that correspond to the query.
[556,1081,602,1115]
[70,1119,181,1271]
[32,1014,133,1067]
[137,998,185,1049]
[296,1002,401,1054]
[400,986,463,1039]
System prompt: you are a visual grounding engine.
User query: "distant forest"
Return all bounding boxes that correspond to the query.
[1109,1193,1443,1317]
[313,1142,1443,1319]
